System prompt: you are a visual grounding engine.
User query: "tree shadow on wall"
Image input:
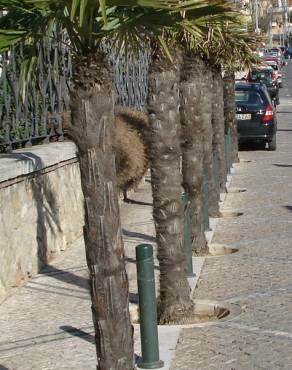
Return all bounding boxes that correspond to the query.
[2,151,62,271]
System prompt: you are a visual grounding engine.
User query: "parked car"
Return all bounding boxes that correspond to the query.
[262,60,282,87]
[235,82,277,150]
[247,67,279,105]
[264,49,285,67]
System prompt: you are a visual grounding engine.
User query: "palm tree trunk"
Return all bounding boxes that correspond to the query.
[69,53,134,370]
[212,67,227,192]
[147,49,193,324]
[223,71,239,163]
[202,61,220,218]
[180,55,208,255]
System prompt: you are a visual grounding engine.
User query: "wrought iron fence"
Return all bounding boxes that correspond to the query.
[0,31,72,152]
[106,44,151,111]
[0,34,151,152]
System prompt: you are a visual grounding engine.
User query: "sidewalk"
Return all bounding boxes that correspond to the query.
[170,66,292,370]
[0,177,154,369]
[0,166,220,370]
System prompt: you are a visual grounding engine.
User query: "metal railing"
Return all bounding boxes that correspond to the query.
[0,31,72,151]
[0,35,151,152]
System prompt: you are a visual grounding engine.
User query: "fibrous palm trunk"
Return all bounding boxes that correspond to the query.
[223,71,239,163]
[69,53,134,370]
[180,55,208,255]
[212,67,227,192]
[147,49,193,324]
[202,61,220,218]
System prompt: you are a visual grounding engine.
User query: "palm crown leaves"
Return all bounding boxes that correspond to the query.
[0,0,241,53]
[0,0,261,85]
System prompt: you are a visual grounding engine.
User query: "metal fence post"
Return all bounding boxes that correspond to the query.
[203,166,211,231]
[181,192,195,277]
[224,132,229,175]
[136,244,164,369]
[228,129,233,171]
[225,128,232,175]
[213,150,220,191]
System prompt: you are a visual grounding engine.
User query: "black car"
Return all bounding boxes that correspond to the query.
[235,82,277,150]
[248,67,279,105]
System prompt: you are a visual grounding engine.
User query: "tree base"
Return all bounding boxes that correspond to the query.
[158,300,194,325]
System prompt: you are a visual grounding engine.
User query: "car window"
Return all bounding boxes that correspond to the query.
[235,90,264,105]
[250,70,271,83]
[265,62,278,70]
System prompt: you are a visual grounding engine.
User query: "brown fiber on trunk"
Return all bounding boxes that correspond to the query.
[114,115,148,198]
[147,49,194,324]
[180,54,208,255]
[69,53,134,370]
[212,67,227,192]
[223,71,239,163]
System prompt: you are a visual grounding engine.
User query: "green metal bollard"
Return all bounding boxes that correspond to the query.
[136,244,164,369]
[181,192,195,277]
[203,166,211,232]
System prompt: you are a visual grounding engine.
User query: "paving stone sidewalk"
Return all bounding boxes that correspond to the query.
[170,63,292,370]
[0,176,158,369]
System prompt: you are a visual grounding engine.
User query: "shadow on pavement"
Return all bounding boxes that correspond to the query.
[60,326,143,364]
[60,326,94,344]
[122,229,156,243]
[239,142,266,151]
[40,264,89,290]
[274,164,292,167]
[123,199,153,206]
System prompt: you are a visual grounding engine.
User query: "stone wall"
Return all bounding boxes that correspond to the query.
[0,142,84,303]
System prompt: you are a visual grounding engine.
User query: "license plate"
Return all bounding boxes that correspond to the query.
[236,113,251,120]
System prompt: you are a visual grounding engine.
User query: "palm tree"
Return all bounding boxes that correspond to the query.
[211,64,227,191]
[147,47,194,323]
[180,54,209,255]
[0,0,193,366]
[0,1,137,367]
[179,12,238,254]
[179,18,261,257]
[223,70,238,163]
[145,2,241,320]
[208,23,261,171]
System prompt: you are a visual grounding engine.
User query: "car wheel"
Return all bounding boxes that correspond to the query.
[268,135,277,151]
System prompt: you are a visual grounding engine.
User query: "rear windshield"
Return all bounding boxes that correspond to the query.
[250,70,271,83]
[235,90,264,105]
